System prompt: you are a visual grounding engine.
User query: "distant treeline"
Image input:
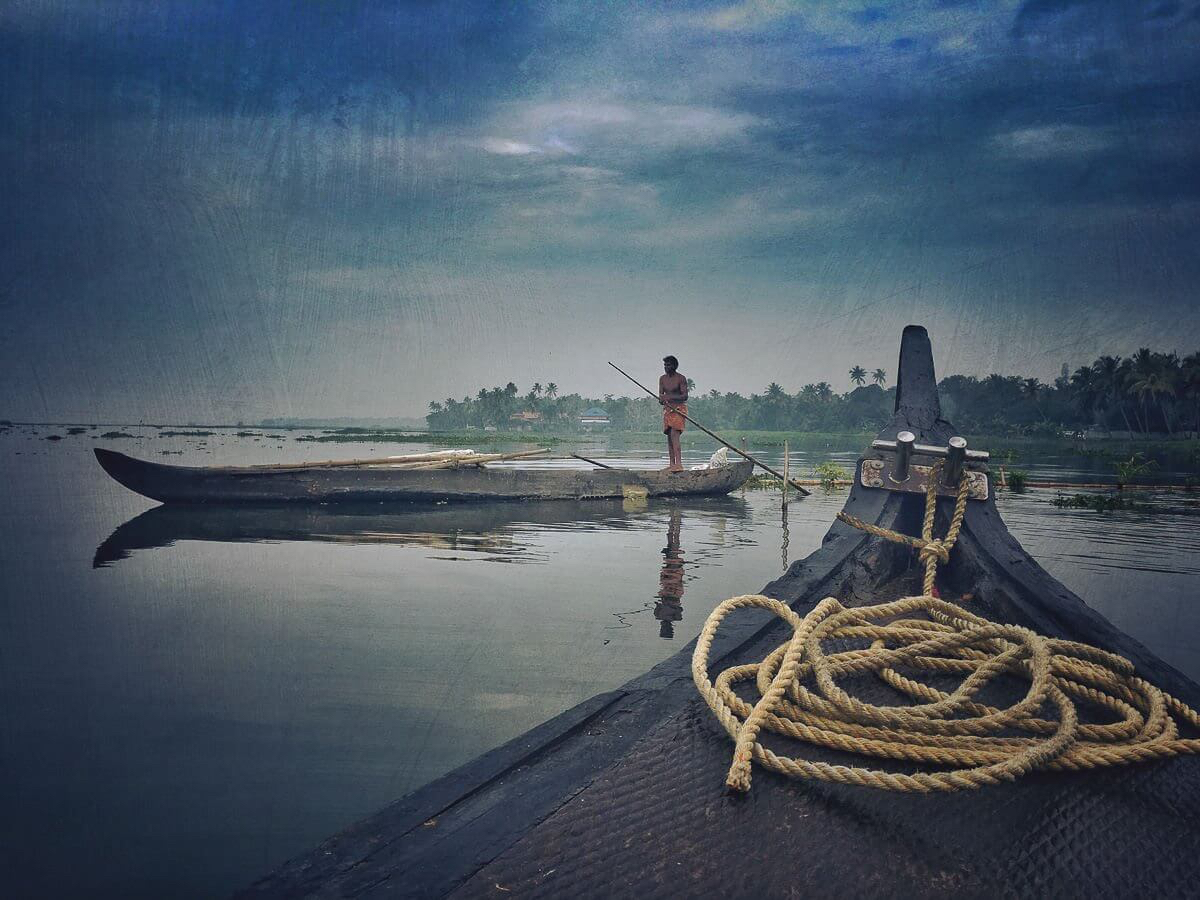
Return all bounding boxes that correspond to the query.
[260,416,428,430]
[426,349,1200,436]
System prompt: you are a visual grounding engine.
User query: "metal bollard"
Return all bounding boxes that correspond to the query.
[890,431,915,483]
[944,436,967,486]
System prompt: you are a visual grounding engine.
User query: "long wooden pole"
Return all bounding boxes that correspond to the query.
[607,361,811,496]
[239,451,469,471]
[571,453,614,469]
[239,448,549,471]
[400,448,551,469]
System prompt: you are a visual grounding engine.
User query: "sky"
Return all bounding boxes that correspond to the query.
[2,0,1198,421]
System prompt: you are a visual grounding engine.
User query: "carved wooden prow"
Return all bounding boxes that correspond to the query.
[889,325,953,444]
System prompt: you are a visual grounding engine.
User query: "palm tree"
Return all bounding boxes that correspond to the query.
[1131,347,1155,377]
[545,383,558,399]
[849,365,867,387]
[1181,352,1200,434]
[1091,356,1134,433]
[1130,364,1176,434]
[1020,378,1044,423]
[872,368,886,386]
[428,400,442,413]
[1069,366,1098,425]
[815,381,833,402]
[765,382,786,400]
[532,382,542,398]
[1127,349,1159,433]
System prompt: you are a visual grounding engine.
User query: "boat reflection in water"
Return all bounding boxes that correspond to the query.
[94,497,752,574]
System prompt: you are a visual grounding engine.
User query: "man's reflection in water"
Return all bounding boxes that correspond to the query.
[654,508,685,639]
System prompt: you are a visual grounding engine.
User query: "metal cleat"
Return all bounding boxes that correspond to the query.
[862,434,990,501]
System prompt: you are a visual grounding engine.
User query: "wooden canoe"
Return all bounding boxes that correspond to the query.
[241,325,1200,899]
[93,447,754,505]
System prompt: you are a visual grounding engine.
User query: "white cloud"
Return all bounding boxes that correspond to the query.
[480,98,760,162]
[680,0,797,33]
[481,137,542,156]
[993,125,1112,160]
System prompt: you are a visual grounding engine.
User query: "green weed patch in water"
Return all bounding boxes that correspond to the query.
[1112,452,1158,487]
[812,461,849,490]
[1051,492,1147,513]
[100,431,135,439]
[160,430,216,437]
[744,473,783,489]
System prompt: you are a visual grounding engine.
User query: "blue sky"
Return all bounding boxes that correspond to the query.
[2,0,1198,420]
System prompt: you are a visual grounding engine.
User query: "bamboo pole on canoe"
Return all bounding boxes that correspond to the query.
[239,448,549,471]
[607,362,811,497]
[401,448,552,469]
[244,450,473,470]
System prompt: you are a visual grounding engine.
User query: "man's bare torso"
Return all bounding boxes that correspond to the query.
[659,372,688,405]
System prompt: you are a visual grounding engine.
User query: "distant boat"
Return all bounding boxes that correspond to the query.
[93,448,754,505]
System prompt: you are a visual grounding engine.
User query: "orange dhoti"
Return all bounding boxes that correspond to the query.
[663,403,687,434]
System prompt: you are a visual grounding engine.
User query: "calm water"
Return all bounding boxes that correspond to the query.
[1,426,1197,898]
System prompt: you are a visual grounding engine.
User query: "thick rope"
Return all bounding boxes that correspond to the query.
[694,461,1200,793]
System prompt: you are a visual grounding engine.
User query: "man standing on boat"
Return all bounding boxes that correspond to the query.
[659,355,688,473]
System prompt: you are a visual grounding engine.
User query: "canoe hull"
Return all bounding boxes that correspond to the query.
[93,448,754,504]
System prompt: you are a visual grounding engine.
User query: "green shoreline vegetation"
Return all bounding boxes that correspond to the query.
[423,347,1200,441]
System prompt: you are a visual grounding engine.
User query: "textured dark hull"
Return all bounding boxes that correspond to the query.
[93,449,753,504]
[240,326,1200,899]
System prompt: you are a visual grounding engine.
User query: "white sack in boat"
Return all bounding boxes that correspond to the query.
[691,447,730,470]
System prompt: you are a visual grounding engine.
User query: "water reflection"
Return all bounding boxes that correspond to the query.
[781,503,790,571]
[654,508,685,638]
[94,496,752,570]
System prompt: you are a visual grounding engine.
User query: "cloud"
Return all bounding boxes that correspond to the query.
[993,124,1113,159]
[486,99,761,159]
[3,0,1199,420]
[686,0,798,33]
[481,138,543,156]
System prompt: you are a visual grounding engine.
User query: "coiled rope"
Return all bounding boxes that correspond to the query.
[693,461,1200,793]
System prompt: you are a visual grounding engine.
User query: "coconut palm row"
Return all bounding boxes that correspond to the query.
[424,374,893,432]
[847,366,888,387]
[423,349,1199,435]
[1067,349,1200,436]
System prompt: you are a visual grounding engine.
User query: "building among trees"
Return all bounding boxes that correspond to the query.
[579,407,610,427]
[509,410,542,430]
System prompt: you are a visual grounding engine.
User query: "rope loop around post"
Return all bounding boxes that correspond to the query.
[693,465,1200,793]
